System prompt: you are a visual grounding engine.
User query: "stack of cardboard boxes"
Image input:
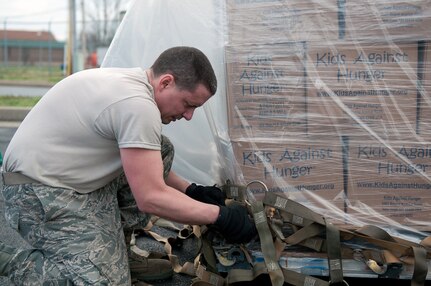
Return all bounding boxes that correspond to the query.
[226,0,431,229]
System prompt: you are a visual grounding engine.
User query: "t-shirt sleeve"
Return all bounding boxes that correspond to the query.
[94,96,162,150]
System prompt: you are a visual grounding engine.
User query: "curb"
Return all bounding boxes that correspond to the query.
[0,106,31,122]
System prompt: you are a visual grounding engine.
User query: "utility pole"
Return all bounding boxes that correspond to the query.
[81,0,87,68]
[48,20,52,75]
[3,18,8,66]
[67,0,76,75]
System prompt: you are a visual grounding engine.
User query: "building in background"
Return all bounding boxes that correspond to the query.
[0,29,65,66]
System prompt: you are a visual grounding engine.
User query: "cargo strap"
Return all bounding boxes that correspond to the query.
[251,200,284,285]
[262,191,430,286]
[128,181,430,286]
[189,182,430,286]
[128,216,199,278]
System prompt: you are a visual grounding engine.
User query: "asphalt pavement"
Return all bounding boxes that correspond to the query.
[0,80,52,97]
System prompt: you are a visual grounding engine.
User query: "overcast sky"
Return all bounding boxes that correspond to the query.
[0,0,132,41]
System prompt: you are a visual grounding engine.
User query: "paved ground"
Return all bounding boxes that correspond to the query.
[0,80,52,97]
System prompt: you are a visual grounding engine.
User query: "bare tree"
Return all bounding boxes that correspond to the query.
[83,0,124,48]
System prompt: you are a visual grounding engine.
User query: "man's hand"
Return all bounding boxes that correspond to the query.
[212,204,257,244]
[185,183,226,206]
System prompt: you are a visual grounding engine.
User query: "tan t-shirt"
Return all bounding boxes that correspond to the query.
[4,67,162,193]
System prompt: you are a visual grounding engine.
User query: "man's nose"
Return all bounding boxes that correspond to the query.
[183,108,195,121]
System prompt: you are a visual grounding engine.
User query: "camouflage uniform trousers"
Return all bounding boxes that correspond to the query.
[1,135,174,286]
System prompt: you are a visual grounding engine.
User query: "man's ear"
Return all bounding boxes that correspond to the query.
[158,74,175,90]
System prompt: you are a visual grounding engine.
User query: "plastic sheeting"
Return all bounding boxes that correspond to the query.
[103,0,431,239]
[103,0,232,186]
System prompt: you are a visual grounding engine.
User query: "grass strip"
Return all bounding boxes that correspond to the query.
[0,96,42,107]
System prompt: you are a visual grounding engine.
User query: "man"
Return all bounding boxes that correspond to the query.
[0,47,256,285]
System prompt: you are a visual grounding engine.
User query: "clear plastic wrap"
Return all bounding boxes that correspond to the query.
[103,0,431,252]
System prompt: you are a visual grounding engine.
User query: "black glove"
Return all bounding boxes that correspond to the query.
[185,183,226,206]
[212,204,257,244]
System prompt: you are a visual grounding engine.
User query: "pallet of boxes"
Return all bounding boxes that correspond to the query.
[222,0,431,284]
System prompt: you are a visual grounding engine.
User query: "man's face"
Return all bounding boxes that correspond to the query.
[156,81,212,124]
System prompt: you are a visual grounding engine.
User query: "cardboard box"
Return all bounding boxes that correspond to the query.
[223,1,431,231]
[417,41,431,139]
[225,42,308,140]
[226,0,339,45]
[306,41,420,140]
[346,138,431,229]
[231,137,347,223]
[343,0,431,42]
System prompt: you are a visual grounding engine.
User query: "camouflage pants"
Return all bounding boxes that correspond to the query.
[1,136,174,286]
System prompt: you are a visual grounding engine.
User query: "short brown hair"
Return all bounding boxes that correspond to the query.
[151,46,217,95]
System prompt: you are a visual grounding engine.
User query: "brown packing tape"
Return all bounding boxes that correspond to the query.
[420,236,431,249]
[400,256,416,265]
[382,250,402,264]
